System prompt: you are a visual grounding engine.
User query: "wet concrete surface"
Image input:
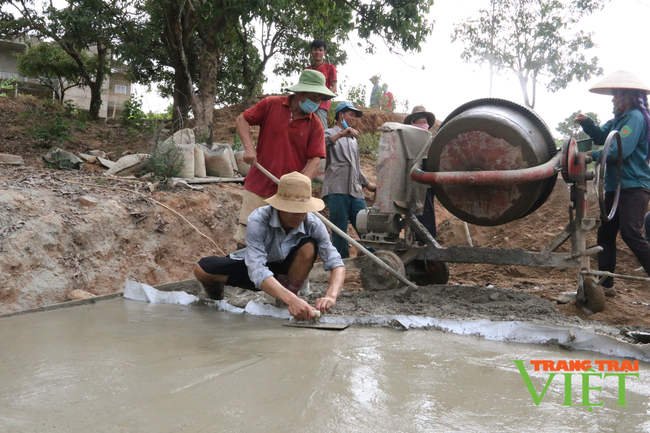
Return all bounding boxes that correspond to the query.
[1,299,649,432]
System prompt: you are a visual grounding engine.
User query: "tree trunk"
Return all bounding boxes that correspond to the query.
[192,47,221,146]
[88,44,108,120]
[517,74,532,109]
[172,67,191,131]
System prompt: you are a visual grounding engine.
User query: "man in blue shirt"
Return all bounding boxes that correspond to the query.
[194,172,345,321]
[574,70,650,295]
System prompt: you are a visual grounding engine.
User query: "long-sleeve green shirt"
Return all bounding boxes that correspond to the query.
[582,108,650,191]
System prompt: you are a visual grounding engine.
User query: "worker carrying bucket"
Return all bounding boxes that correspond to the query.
[194,172,345,321]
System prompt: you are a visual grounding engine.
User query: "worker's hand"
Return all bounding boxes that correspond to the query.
[342,127,359,138]
[315,295,336,314]
[366,183,377,192]
[287,297,316,321]
[573,113,588,124]
[243,147,257,166]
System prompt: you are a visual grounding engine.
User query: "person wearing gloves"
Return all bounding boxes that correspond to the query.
[322,101,376,258]
[574,70,650,296]
[194,172,345,321]
[234,69,336,246]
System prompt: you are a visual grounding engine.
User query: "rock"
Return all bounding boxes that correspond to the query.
[0,153,24,165]
[43,148,83,169]
[106,154,149,176]
[78,153,98,163]
[68,289,95,301]
[79,196,99,207]
[87,149,106,157]
[82,162,106,172]
[551,293,576,304]
[97,157,115,169]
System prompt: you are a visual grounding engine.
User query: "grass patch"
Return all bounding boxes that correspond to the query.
[357,132,380,160]
[139,144,184,180]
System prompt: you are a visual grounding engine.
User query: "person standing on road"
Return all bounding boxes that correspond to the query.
[322,101,376,258]
[574,70,650,295]
[306,39,337,130]
[234,69,335,246]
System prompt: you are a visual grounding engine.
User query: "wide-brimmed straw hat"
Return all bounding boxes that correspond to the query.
[285,70,336,100]
[265,172,325,213]
[589,70,650,95]
[404,105,435,126]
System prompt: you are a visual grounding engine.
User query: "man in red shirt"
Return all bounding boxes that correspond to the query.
[234,69,336,245]
[306,39,337,129]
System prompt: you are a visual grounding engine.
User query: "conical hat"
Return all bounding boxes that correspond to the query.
[589,70,650,95]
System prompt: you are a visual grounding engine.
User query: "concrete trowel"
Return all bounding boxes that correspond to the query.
[283,310,350,331]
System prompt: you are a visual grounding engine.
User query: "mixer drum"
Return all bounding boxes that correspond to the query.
[427,98,558,226]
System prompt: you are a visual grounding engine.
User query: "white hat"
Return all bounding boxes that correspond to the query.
[265,172,325,213]
[589,70,650,95]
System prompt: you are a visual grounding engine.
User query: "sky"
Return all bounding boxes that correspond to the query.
[138,0,650,139]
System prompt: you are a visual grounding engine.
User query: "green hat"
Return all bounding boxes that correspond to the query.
[286,69,336,100]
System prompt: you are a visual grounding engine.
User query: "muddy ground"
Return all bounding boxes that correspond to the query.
[1,96,649,336]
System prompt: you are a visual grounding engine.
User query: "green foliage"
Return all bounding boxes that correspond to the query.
[22,100,87,146]
[15,42,87,103]
[357,132,381,159]
[0,0,133,120]
[29,113,74,145]
[121,95,147,128]
[43,150,77,171]
[0,77,16,94]
[346,83,367,107]
[452,0,605,109]
[120,0,434,142]
[556,111,601,140]
[328,100,340,128]
[232,135,243,151]
[139,145,183,180]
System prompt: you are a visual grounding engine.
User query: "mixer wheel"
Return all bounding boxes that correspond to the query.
[407,259,450,285]
[360,250,406,291]
[595,130,623,223]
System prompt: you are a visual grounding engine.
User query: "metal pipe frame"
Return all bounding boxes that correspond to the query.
[410,152,563,186]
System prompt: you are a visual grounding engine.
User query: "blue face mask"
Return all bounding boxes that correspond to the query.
[342,119,349,129]
[299,97,319,113]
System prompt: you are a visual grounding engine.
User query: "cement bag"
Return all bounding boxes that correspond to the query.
[162,128,195,147]
[193,144,206,178]
[177,144,195,178]
[212,143,237,172]
[106,154,149,176]
[203,144,235,177]
[314,157,326,183]
[233,149,251,176]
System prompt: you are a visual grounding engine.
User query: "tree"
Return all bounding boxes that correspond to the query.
[128,0,434,144]
[16,42,88,103]
[452,0,605,109]
[0,0,134,120]
[556,111,601,140]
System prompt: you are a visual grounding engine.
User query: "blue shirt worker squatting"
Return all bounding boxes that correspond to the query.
[194,172,345,321]
[574,70,650,297]
[322,101,376,258]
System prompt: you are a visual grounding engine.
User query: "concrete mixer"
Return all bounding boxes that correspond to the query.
[355,98,645,311]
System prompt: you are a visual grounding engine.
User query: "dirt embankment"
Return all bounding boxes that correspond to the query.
[1,96,649,333]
